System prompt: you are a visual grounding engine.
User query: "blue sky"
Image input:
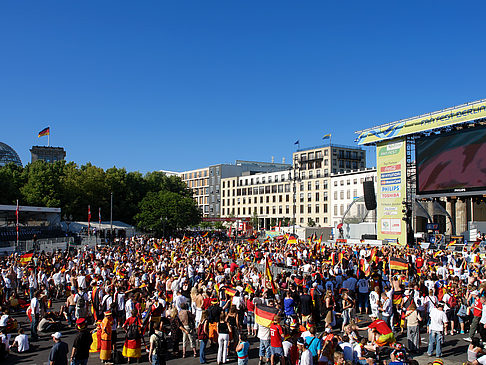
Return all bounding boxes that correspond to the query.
[1,1,485,173]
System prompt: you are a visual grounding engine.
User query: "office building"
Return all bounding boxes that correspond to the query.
[220,143,366,228]
[330,168,377,227]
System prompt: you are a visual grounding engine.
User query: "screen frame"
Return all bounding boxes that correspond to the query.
[415,125,486,197]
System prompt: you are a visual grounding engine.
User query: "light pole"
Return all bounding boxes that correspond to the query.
[110,192,113,245]
[292,155,300,236]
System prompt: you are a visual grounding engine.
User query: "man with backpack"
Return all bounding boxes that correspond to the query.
[74,290,88,321]
[149,321,167,365]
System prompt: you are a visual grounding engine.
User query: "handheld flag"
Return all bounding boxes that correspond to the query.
[20,253,33,265]
[38,127,50,137]
[390,257,408,271]
[255,304,278,327]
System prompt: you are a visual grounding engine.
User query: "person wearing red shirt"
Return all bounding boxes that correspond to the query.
[269,317,284,365]
[464,290,482,341]
[246,294,256,337]
[358,318,395,351]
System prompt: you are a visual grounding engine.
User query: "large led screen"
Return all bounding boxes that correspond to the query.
[416,127,486,195]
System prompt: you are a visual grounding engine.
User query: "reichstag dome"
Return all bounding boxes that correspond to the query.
[0,142,22,167]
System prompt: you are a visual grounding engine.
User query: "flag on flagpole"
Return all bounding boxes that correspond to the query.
[322,133,331,140]
[88,205,91,233]
[38,127,50,137]
[16,200,19,245]
[294,140,300,145]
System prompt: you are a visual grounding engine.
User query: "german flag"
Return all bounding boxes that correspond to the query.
[263,237,270,244]
[245,284,255,294]
[446,240,456,249]
[286,236,297,245]
[38,127,50,137]
[20,253,33,265]
[471,241,480,252]
[182,235,190,243]
[201,232,209,238]
[153,241,159,250]
[390,257,408,271]
[225,287,237,297]
[265,259,277,294]
[254,304,278,327]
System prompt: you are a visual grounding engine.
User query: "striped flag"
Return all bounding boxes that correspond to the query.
[38,127,50,137]
[20,253,33,265]
[390,257,408,271]
[225,287,237,297]
[254,304,278,327]
[88,205,91,232]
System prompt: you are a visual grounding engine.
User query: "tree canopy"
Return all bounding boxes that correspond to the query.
[0,161,201,233]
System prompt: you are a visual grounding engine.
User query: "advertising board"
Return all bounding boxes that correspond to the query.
[376,138,407,245]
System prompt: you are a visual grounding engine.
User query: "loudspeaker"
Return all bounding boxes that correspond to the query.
[363,180,377,210]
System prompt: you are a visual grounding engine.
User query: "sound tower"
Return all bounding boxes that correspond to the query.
[363,180,377,210]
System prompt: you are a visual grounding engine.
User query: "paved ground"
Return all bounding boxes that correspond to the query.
[5,301,469,365]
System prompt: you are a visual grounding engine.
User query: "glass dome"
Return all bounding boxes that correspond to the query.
[0,142,22,167]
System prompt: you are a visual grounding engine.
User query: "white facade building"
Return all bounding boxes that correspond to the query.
[330,168,377,227]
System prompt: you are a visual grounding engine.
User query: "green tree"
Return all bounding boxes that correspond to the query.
[20,160,64,207]
[214,221,225,230]
[135,190,201,235]
[307,218,316,227]
[0,163,24,205]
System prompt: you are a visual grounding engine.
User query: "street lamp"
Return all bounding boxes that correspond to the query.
[292,155,301,236]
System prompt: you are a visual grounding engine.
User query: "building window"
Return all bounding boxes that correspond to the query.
[315,204,320,213]
[315,181,319,190]
[286,205,290,214]
[315,192,319,201]
[323,192,328,201]
[316,170,321,178]
[308,181,312,190]
[307,193,312,201]
[340,191,344,199]
[323,204,328,213]
[308,170,313,179]
[340,205,344,215]
[308,204,312,213]
[334,191,338,200]
[300,193,304,202]
[323,181,328,189]
[334,205,338,215]
[300,205,304,214]
[347,190,351,199]
[324,217,328,223]
[316,217,319,223]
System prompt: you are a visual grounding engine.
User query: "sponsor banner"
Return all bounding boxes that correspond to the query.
[381,171,401,179]
[357,100,486,145]
[381,178,401,185]
[376,138,407,245]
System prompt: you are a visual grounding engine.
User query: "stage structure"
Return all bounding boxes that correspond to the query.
[356,99,486,245]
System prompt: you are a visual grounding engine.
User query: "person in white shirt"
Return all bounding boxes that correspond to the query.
[30,291,40,341]
[427,302,448,358]
[369,286,381,319]
[11,328,29,353]
[297,337,312,365]
[379,292,393,329]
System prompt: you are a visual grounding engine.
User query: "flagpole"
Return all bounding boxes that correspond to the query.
[48,125,50,147]
[16,200,19,251]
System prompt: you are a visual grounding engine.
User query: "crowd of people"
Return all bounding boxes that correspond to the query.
[0,234,483,365]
